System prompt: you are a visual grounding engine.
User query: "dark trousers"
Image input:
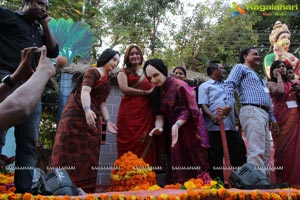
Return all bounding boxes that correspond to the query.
[208,130,247,181]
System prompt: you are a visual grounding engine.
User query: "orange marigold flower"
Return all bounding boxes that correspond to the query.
[187,190,199,200]
[289,191,298,199]
[270,193,282,200]
[86,194,95,200]
[168,194,177,200]
[100,193,108,200]
[22,192,32,200]
[249,191,258,200]
[8,187,16,193]
[8,192,19,200]
[0,185,6,193]
[178,193,187,200]
[260,192,271,200]
[224,191,236,200]
[217,188,227,198]
[109,151,157,191]
[237,191,246,200]
[112,193,120,200]
[136,195,143,200]
[35,194,44,200]
[197,190,207,198]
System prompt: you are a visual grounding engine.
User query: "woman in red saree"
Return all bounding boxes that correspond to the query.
[268,60,300,188]
[117,45,164,167]
[51,49,120,193]
[144,58,209,184]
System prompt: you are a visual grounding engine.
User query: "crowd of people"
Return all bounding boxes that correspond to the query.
[1,0,300,194]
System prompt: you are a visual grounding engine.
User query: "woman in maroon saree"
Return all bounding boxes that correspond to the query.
[51,49,120,193]
[117,45,164,167]
[268,60,300,188]
[144,58,209,184]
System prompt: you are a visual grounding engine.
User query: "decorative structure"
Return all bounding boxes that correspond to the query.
[48,18,95,120]
[264,21,300,79]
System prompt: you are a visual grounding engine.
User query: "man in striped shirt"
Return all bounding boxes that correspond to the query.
[224,47,278,180]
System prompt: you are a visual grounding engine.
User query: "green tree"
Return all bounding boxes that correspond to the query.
[101,0,180,55]
[163,0,260,73]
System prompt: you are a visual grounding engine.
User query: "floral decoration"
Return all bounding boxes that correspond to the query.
[0,171,15,194]
[2,153,300,200]
[109,151,156,191]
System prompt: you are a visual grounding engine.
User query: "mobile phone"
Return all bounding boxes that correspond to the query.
[30,47,42,70]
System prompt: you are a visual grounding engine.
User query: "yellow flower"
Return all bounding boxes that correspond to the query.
[210,188,218,196]
[209,180,218,187]
[148,185,161,191]
[149,195,156,200]
[184,181,196,190]
[158,194,168,200]
[130,195,137,200]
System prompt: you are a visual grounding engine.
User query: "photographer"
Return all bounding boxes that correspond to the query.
[0,0,58,193]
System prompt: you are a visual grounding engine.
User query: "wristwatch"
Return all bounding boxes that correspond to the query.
[1,75,15,88]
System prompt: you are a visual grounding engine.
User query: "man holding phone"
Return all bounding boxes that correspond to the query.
[0,0,59,193]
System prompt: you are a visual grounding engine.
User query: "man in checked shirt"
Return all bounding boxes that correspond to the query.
[223,47,279,181]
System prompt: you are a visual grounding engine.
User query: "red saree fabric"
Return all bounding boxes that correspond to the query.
[160,77,209,184]
[51,68,110,193]
[117,69,163,167]
[270,81,300,188]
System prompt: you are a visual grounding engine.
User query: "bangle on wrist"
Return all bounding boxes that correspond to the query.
[105,118,111,122]
[83,105,90,111]
[175,121,181,127]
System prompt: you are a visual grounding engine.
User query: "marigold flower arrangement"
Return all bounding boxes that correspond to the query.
[0,171,15,194]
[109,151,156,191]
[1,169,300,199]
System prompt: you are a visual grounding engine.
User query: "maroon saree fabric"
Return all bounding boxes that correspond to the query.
[51,68,110,193]
[160,77,209,184]
[117,69,163,167]
[270,81,300,188]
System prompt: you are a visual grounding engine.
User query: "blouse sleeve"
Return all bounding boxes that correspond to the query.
[82,67,99,88]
